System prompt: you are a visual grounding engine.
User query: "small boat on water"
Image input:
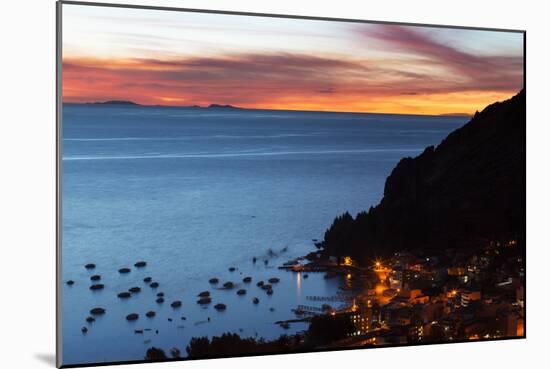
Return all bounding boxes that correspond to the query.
[214,303,227,311]
[197,297,212,305]
[90,307,105,315]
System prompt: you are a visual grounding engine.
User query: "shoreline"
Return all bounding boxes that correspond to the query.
[140,233,525,363]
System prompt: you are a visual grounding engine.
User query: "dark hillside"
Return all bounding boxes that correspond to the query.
[321,90,525,260]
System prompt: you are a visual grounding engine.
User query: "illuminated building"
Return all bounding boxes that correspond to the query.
[389,266,403,289]
[408,320,424,342]
[342,256,353,266]
[447,267,466,276]
[345,306,373,336]
[460,290,481,307]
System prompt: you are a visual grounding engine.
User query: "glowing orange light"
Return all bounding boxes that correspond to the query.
[375,284,386,294]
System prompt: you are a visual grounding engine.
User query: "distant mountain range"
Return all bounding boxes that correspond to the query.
[79,100,242,109]
[65,100,471,117]
[319,90,525,260]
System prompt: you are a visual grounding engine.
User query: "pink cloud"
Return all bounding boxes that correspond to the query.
[359,24,523,92]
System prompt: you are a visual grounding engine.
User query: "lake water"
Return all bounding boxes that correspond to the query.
[61,104,466,365]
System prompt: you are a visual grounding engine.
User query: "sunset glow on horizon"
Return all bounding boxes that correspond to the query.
[62,4,524,115]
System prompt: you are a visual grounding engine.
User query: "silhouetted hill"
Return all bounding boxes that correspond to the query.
[320,90,525,261]
[91,100,140,105]
[207,104,240,109]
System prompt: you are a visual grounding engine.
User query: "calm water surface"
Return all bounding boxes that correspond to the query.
[61,105,466,365]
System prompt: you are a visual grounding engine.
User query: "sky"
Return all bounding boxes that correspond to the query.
[62,4,524,115]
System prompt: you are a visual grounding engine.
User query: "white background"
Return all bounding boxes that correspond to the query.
[0,0,547,368]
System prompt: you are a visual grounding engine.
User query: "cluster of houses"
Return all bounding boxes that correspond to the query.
[329,240,524,345]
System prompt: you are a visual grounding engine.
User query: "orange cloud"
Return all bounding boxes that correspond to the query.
[63,50,523,115]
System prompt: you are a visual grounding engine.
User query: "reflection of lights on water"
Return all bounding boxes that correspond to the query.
[296,272,301,297]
